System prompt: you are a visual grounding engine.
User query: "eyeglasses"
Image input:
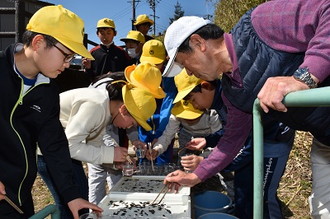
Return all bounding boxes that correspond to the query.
[53,44,75,63]
[110,112,120,124]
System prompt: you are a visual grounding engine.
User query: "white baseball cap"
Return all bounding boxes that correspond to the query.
[163,16,211,77]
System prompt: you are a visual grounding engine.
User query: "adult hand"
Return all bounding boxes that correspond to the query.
[185,138,206,151]
[111,162,123,170]
[145,149,159,160]
[81,58,91,69]
[164,170,201,191]
[257,76,310,113]
[67,198,103,219]
[113,147,128,162]
[181,155,204,172]
[0,181,6,200]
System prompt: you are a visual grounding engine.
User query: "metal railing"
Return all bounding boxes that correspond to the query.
[253,86,330,219]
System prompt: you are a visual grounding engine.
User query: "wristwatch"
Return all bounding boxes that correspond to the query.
[293,68,318,88]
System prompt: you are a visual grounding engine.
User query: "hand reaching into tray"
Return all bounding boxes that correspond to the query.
[164,170,201,192]
[146,148,159,160]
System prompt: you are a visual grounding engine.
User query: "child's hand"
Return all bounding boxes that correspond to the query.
[0,181,6,200]
[146,149,159,160]
[180,154,204,172]
[81,58,91,69]
[185,138,206,151]
[113,147,128,162]
[67,198,103,219]
[132,140,147,151]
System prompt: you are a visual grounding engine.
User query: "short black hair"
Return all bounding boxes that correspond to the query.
[178,23,225,53]
[183,80,218,100]
[91,71,126,101]
[22,30,58,48]
[96,27,116,35]
[136,22,152,28]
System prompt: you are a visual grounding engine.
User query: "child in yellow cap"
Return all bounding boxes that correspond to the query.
[134,14,154,41]
[146,100,223,173]
[120,30,145,65]
[130,40,179,166]
[39,65,160,216]
[166,69,295,219]
[87,72,145,205]
[82,18,131,81]
[0,5,102,218]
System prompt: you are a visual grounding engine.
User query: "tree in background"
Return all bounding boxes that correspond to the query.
[214,0,266,32]
[169,1,184,24]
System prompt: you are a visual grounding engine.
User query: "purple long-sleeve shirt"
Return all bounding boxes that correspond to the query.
[252,0,330,82]
[194,0,330,181]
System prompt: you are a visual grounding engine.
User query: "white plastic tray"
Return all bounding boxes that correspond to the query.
[99,193,191,218]
[110,175,190,197]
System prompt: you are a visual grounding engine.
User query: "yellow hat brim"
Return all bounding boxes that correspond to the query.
[122,85,156,131]
[124,64,166,99]
[26,5,93,60]
[171,100,203,119]
[58,38,94,60]
[134,19,154,26]
[140,57,164,65]
[173,85,195,103]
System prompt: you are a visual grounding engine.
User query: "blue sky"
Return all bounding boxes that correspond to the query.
[44,0,216,49]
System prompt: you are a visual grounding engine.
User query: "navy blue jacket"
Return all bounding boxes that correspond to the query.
[224,9,330,145]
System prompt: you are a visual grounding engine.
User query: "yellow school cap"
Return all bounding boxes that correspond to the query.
[134,14,154,26]
[140,40,166,65]
[26,5,93,59]
[173,69,202,103]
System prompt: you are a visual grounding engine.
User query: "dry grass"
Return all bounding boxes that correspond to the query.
[32,175,54,215]
[278,131,312,219]
[32,131,313,218]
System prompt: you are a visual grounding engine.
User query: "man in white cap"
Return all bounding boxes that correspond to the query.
[162,1,330,218]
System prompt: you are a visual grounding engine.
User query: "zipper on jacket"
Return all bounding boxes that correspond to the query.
[10,81,47,205]
[10,80,28,206]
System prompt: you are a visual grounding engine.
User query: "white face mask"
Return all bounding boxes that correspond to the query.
[127,48,137,58]
[102,41,113,47]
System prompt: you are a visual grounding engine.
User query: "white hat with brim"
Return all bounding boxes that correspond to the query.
[163,16,211,77]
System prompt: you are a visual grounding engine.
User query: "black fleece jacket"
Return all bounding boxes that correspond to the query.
[0,44,80,216]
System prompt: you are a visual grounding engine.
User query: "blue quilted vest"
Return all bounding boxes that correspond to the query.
[222,9,304,113]
[222,9,330,145]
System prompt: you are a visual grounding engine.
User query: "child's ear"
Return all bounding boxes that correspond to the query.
[31,34,44,51]
[201,81,214,91]
[119,104,129,116]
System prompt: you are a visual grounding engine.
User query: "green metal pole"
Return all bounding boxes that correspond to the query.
[253,99,264,219]
[29,204,60,219]
[282,87,330,107]
[253,86,330,218]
